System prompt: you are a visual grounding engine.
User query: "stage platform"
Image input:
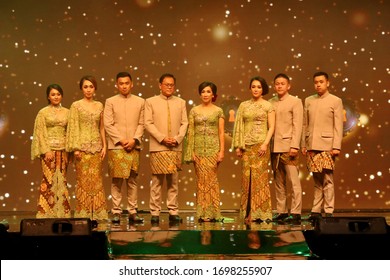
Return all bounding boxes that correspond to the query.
[1,210,390,260]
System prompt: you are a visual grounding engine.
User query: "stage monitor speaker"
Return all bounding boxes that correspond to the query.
[0,219,9,235]
[304,216,390,260]
[4,219,108,260]
[316,216,388,235]
[20,218,91,236]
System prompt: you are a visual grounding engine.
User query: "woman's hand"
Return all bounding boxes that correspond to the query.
[100,147,106,160]
[74,150,82,160]
[258,143,268,157]
[44,151,54,162]
[217,151,224,163]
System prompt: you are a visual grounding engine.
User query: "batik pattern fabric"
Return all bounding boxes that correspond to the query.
[73,152,108,220]
[107,149,140,178]
[194,154,222,220]
[306,150,335,172]
[150,151,182,174]
[240,143,272,222]
[37,151,71,218]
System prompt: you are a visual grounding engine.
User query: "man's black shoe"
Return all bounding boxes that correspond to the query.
[284,214,301,224]
[284,214,301,221]
[169,215,182,222]
[308,212,322,220]
[272,213,289,221]
[151,215,159,224]
[128,213,144,223]
[325,213,334,218]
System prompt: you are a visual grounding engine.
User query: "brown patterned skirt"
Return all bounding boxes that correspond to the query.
[37,150,71,218]
[240,143,272,221]
[74,152,108,220]
[194,154,222,220]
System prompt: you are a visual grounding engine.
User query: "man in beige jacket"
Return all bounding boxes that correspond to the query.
[301,71,344,219]
[144,73,188,225]
[104,72,145,224]
[270,73,303,223]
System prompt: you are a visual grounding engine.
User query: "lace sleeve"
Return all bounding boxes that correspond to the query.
[31,109,50,159]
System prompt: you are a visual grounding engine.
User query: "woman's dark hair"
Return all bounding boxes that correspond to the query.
[79,75,98,90]
[249,76,269,95]
[198,81,218,102]
[46,84,63,104]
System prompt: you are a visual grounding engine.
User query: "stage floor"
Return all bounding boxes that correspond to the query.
[1,209,390,260]
[2,209,390,232]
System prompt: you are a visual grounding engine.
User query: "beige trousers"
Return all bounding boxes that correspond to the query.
[110,170,139,215]
[149,172,179,216]
[311,170,335,214]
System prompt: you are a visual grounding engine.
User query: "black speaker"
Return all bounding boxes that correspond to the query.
[316,216,388,235]
[304,216,390,259]
[20,218,91,236]
[0,219,9,235]
[0,218,109,259]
